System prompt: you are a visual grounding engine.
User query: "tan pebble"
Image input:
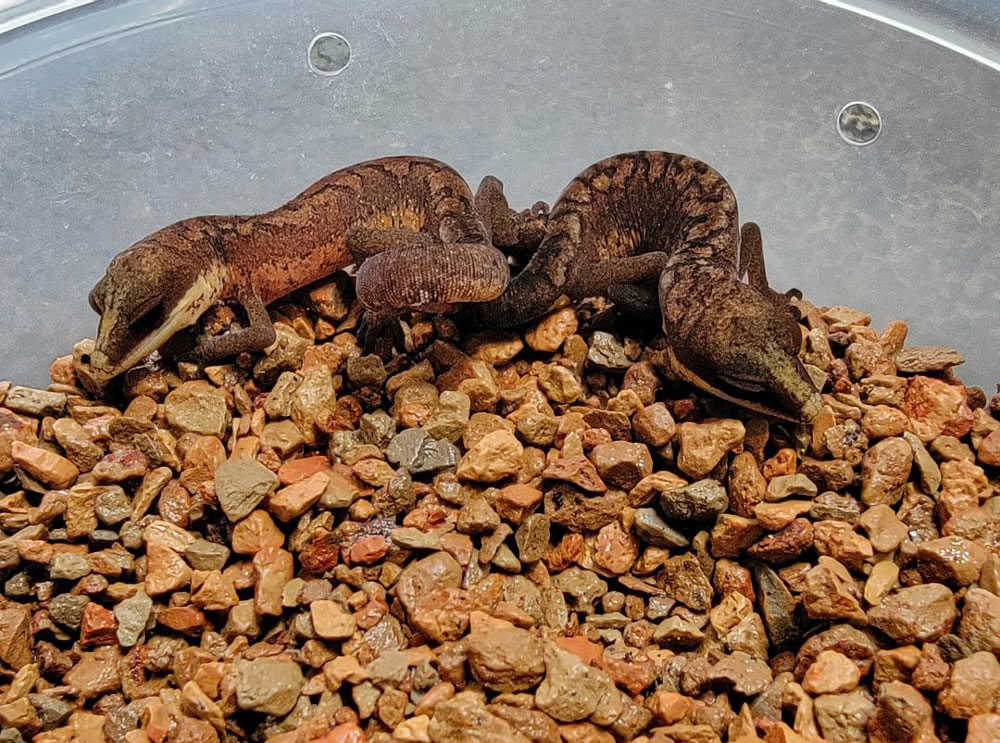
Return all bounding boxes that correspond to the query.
[190,570,239,611]
[455,429,523,483]
[164,380,229,437]
[10,440,78,488]
[231,510,285,554]
[311,599,357,640]
[857,503,907,554]
[351,458,394,486]
[464,331,523,365]
[393,382,440,428]
[968,714,1000,743]
[753,500,813,530]
[235,656,304,716]
[904,375,974,443]
[675,419,745,478]
[801,556,866,623]
[765,473,818,501]
[259,419,305,456]
[810,405,836,455]
[268,470,329,521]
[812,520,873,571]
[252,547,293,616]
[869,583,957,643]
[710,514,765,558]
[144,541,191,596]
[862,405,909,439]
[938,651,1000,719]
[632,402,675,447]
[592,521,638,575]
[803,650,861,694]
[538,363,584,404]
[393,715,430,743]
[588,441,652,490]
[0,697,40,732]
[939,458,992,522]
[542,455,606,492]
[860,437,913,505]
[525,307,578,352]
[728,451,767,517]
[917,535,987,586]
[873,646,922,685]
[864,560,899,605]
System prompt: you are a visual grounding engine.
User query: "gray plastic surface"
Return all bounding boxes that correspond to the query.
[1,0,998,388]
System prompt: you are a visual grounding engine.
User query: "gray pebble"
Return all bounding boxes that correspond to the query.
[659,479,728,521]
[115,589,153,647]
[634,508,690,548]
[94,486,131,525]
[185,539,231,571]
[587,331,631,371]
[49,593,90,629]
[386,429,459,475]
[28,693,73,729]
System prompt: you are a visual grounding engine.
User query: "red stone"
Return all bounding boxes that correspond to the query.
[80,602,118,647]
[349,536,388,565]
[156,606,207,634]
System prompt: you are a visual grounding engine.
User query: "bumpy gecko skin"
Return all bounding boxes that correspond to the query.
[463,151,821,422]
[89,156,515,378]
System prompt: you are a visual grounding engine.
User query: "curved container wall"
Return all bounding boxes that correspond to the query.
[0,0,998,386]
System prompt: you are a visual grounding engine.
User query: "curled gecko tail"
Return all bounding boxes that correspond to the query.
[355,242,509,312]
[457,269,563,329]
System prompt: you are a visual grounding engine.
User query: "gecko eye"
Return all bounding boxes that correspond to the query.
[130,300,165,333]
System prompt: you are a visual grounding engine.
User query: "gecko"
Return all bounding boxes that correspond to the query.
[88,156,546,379]
[461,151,823,423]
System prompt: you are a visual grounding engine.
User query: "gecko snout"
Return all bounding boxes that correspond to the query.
[90,235,225,378]
[662,274,821,423]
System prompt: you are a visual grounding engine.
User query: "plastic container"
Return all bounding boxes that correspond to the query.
[1,0,998,386]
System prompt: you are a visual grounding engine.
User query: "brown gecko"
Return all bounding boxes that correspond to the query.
[88,156,545,379]
[462,151,822,422]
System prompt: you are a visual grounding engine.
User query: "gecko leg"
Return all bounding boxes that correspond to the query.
[475,175,549,261]
[568,251,669,299]
[739,222,803,315]
[186,290,277,364]
[739,223,765,287]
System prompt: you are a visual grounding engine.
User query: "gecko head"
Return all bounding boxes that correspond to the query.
[663,275,822,423]
[89,232,226,379]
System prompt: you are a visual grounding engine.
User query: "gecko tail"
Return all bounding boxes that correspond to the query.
[458,270,562,329]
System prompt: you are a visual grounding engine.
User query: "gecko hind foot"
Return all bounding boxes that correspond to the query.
[357,310,403,354]
[475,175,550,259]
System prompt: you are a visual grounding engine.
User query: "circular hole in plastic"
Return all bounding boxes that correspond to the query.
[836,101,882,146]
[308,33,352,76]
